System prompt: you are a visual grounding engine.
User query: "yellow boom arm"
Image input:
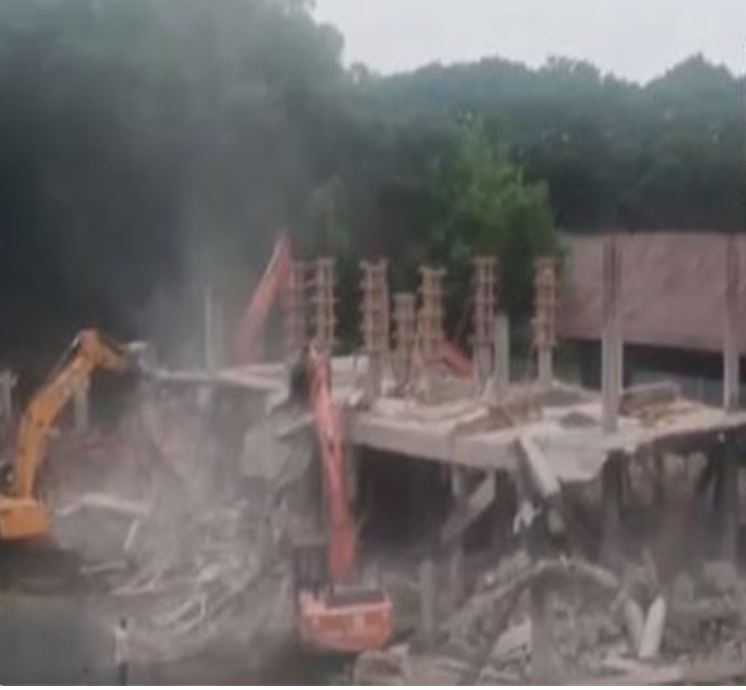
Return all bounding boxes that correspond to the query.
[12,329,131,499]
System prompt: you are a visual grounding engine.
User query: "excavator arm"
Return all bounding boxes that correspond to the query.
[295,346,393,654]
[0,330,135,541]
[13,330,132,499]
[306,346,356,582]
[235,232,292,364]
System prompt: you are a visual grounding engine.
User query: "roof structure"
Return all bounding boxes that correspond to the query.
[558,232,746,353]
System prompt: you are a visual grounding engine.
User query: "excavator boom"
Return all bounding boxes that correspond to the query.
[235,232,292,364]
[306,346,356,581]
[295,346,393,654]
[0,329,135,540]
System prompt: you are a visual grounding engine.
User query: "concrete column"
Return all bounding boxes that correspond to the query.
[538,348,553,388]
[723,237,740,412]
[492,470,514,554]
[0,371,16,428]
[418,557,437,647]
[492,314,510,402]
[346,444,360,508]
[74,380,90,433]
[365,353,383,403]
[204,285,216,372]
[602,235,623,433]
[449,467,467,607]
[531,579,561,683]
[721,440,740,562]
[600,452,624,566]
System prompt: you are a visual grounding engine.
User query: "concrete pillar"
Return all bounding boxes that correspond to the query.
[449,467,467,607]
[366,353,383,403]
[492,314,510,402]
[602,235,623,433]
[492,470,514,554]
[531,579,561,683]
[723,236,740,412]
[538,348,553,388]
[721,440,740,562]
[204,285,216,372]
[74,380,90,433]
[0,371,16,428]
[418,557,437,647]
[600,452,624,565]
[346,445,360,508]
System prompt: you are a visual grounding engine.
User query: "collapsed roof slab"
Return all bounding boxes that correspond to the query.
[153,359,746,487]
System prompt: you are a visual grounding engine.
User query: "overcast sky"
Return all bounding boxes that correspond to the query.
[314,0,745,83]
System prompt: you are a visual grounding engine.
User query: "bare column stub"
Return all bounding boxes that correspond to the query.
[393,292,417,390]
[360,259,390,399]
[310,258,337,354]
[418,266,446,400]
[473,256,498,388]
[533,257,557,388]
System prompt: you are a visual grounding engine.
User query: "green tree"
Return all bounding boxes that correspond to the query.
[429,122,557,321]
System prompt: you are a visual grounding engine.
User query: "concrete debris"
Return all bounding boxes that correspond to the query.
[353,645,410,685]
[44,385,311,673]
[56,493,150,519]
[619,382,681,417]
[517,434,560,499]
[638,595,666,660]
[355,544,746,686]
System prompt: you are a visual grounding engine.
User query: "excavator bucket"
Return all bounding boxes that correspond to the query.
[0,496,50,540]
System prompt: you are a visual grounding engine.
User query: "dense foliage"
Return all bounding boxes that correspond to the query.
[0,0,741,373]
[362,55,745,232]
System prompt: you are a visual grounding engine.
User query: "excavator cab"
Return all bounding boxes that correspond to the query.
[293,540,393,655]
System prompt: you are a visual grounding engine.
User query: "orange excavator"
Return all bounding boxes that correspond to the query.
[292,345,393,654]
[0,330,140,541]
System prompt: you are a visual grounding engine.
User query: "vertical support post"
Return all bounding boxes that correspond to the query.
[723,235,740,412]
[473,256,498,389]
[74,380,90,433]
[492,470,514,554]
[418,557,437,647]
[602,235,623,433]
[600,452,624,565]
[721,439,740,562]
[0,371,16,430]
[204,284,215,372]
[492,314,510,402]
[533,258,557,388]
[418,267,446,402]
[538,349,552,388]
[531,578,560,683]
[448,466,467,609]
[346,444,360,507]
[393,293,417,390]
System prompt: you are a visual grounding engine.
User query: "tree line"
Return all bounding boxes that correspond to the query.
[0,0,741,375]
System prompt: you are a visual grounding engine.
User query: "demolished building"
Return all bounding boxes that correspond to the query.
[4,233,746,684]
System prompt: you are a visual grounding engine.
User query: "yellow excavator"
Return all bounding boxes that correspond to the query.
[0,329,141,541]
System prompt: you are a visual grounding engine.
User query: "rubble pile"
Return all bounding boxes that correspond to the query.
[48,386,305,668]
[356,551,746,685]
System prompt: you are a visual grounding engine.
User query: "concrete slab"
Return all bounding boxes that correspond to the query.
[157,359,746,487]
